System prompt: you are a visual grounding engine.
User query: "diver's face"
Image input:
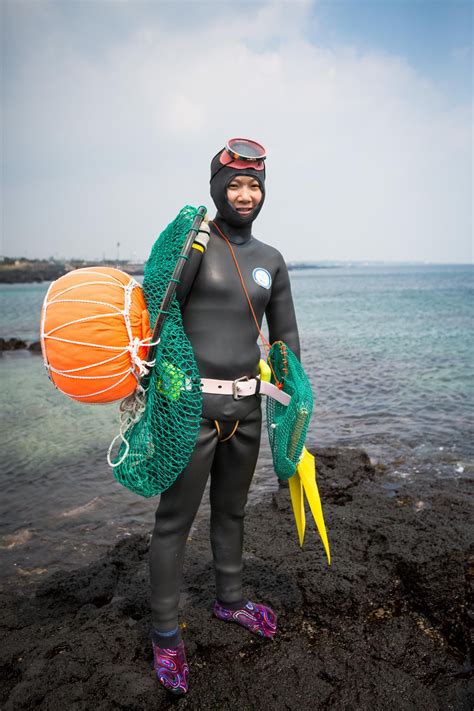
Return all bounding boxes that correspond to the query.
[226,175,263,218]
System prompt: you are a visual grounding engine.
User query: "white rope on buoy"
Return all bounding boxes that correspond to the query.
[41,273,158,400]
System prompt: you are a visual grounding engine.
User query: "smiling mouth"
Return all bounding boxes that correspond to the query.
[236,207,253,214]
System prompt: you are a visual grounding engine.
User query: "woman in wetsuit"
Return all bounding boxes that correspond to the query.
[150,139,300,695]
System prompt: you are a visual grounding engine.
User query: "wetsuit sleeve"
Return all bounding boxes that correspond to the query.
[175,223,210,308]
[175,247,205,308]
[265,253,301,360]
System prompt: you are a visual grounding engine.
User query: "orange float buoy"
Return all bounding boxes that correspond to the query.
[41,267,153,403]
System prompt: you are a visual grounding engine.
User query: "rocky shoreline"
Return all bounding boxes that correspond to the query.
[1,448,472,710]
[0,261,145,284]
[0,338,42,353]
[0,261,328,284]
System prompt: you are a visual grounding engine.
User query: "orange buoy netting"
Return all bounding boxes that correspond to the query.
[40,267,154,404]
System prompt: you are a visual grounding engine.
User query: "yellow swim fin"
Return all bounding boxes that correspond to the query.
[296,448,331,565]
[288,470,306,547]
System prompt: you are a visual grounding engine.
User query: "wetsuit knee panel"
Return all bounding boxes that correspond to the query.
[210,507,246,523]
[153,510,194,539]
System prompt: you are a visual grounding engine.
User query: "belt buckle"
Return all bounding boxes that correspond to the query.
[232,375,249,400]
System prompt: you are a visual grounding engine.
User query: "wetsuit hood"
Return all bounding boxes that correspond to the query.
[210,148,266,241]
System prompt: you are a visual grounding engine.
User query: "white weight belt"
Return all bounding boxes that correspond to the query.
[200,376,291,407]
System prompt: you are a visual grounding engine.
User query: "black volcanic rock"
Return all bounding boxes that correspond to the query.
[0,338,28,351]
[0,264,66,284]
[0,339,43,353]
[27,341,42,353]
[0,448,472,710]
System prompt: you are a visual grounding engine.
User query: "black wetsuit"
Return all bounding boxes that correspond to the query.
[149,155,300,642]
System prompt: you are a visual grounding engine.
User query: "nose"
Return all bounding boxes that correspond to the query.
[237,186,252,203]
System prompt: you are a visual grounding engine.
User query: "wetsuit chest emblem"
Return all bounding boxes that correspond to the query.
[252,268,272,290]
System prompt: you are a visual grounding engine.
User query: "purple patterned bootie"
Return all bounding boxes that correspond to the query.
[213,600,277,639]
[152,640,189,695]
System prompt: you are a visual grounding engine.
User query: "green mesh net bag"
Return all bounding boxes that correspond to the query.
[266,341,314,480]
[108,205,206,497]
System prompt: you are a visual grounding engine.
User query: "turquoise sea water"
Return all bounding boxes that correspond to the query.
[1,264,473,583]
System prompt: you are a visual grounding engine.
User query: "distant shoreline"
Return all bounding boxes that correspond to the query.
[0,259,333,284]
[0,259,470,284]
[0,260,146,284]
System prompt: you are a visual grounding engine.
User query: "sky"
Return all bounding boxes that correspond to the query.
[1,0,472,263]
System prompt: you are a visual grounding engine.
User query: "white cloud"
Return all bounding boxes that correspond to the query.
[2,0,472,262]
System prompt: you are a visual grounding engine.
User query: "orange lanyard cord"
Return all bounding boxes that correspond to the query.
[210,220,282,388]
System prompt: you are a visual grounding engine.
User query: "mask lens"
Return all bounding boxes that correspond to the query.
[226,138,266,161]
